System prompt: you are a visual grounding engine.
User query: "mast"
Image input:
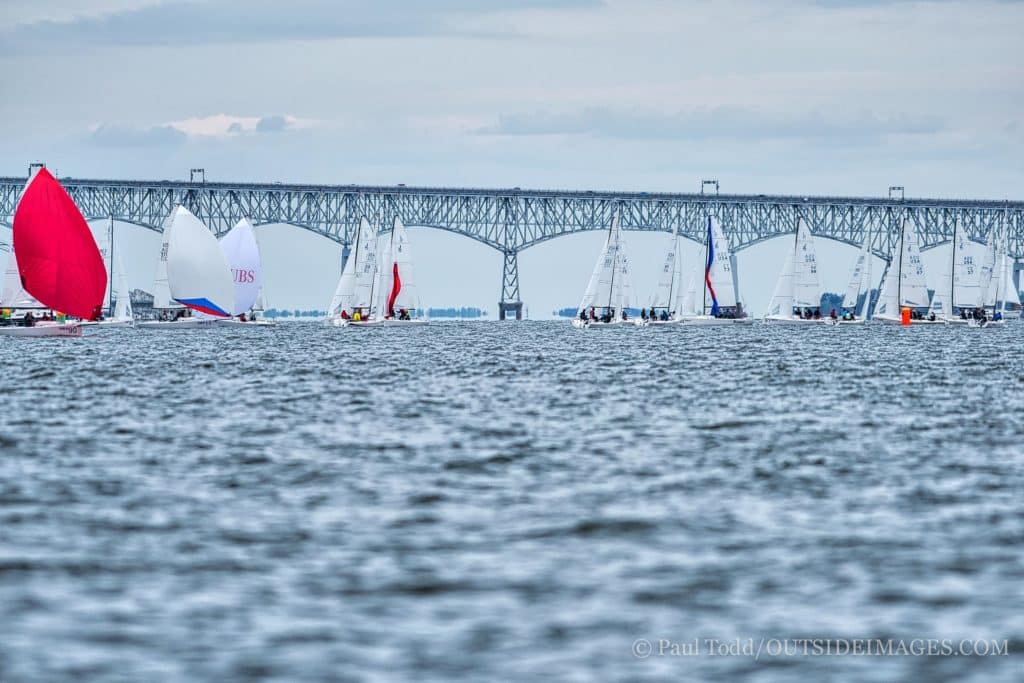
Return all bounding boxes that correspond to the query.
[107,214,115,316]
[950,217,956,315]
[666,227,679,310]
[896,217,905,311]
[791,219,800,310]
[702,217,708,315]
[606,214,618,312]
[366,223,377,316]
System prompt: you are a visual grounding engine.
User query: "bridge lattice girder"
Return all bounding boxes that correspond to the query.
[1,177,1022,304]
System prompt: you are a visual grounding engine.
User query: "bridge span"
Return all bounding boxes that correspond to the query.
[1,175,1021,319]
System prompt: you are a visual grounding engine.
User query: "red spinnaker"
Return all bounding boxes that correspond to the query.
[387,262,401,318]
[12,169,107,320]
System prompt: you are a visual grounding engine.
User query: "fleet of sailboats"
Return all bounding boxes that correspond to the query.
[573,214,632,328]
[765,218,824,324]
[1,182,1021,337]
[328,216,427,327]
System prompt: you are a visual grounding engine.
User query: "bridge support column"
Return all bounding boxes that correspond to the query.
[1014,259,1022,298]
[498,250,522,320]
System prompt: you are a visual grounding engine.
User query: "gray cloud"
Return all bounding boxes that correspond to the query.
[90,123,187,147]
[1,0,601,53]
[255,115,288,134]
[479,107,944,145]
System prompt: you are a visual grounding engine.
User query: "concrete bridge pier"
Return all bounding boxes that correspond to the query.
[498,249,523,320]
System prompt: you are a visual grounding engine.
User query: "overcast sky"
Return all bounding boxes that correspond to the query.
[1,0,1022,314]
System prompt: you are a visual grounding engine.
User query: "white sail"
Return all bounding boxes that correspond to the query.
[353,219,379,311]
[1,246,43,308]
[793,218,821,308]
[952,219,981,309]
[876,258,899,319]
[387,217,419,314]
[328,218,378,317]
[841,232,870,310]
[91,218,114,313]
[998,252,1020,311]
[614,237,632,312]
[651,231,680,310]
[899,218,930,308]
[152,211,180,310]
[578,215,620,312]
[113,248,133,320]
[766,247,796,317]
[931,231,954,318]
[219,218,263,315]
[707,217,737,308]
[979,230,998,309]
[861,243,875,319]
[166,206,235,317]
[677,264,700,317]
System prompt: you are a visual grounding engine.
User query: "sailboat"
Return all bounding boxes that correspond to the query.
[0,168,107,338]
[974,229,1013,327]
[572,213,632,328]
[676,216,749,325]
[137,206,233,329]
[994,240,1021,318]
[218,218,274,327]
[930,218,981,325]
[369,216,427,326]
[828,229,873,325]
[83,217,135,327]
[765,218,825,323]
[641,225,684,326]
[328,217,381,327]
[874,217,943,324]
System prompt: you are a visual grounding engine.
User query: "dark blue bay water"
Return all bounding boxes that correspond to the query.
[1,321,1022,682]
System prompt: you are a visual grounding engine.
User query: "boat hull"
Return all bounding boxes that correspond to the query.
[764,316,828,324]
[0,322,82,338]
[571,318,630,329]
[873,316,946,326]
[679,316,751,326]
[333,318,427,327]
[217,319,276,327]
[136,318,220,330]
[82,319,135,328]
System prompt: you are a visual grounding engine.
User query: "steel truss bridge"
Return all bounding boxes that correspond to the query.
[1,175,1021,319]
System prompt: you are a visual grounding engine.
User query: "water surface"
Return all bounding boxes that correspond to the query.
[1,321,1021,681]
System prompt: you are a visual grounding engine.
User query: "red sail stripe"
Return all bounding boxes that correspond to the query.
[12,169,107,320]
[387,262,401,318]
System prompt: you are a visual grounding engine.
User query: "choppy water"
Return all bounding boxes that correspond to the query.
[1,320,1022,682]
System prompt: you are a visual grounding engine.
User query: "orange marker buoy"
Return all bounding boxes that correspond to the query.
[901,307,911,326]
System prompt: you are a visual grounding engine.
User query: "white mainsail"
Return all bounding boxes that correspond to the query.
[899,218,930,308]
[793,219,821,308]
[2,246,44,308]
[979,229,998,309]
[219,218,263,315]
[113,248,133,320]
[842,230,871,312]
[152,211,180,310]
[997,251,1020,312]
[165,206,235,317]
[578,214,621,313]
[328,217,378,318]
[677,264,700,317]
[766,247,796,317]
[376,216,419,317]
[91,218,114,314]
[651,229,681,311]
